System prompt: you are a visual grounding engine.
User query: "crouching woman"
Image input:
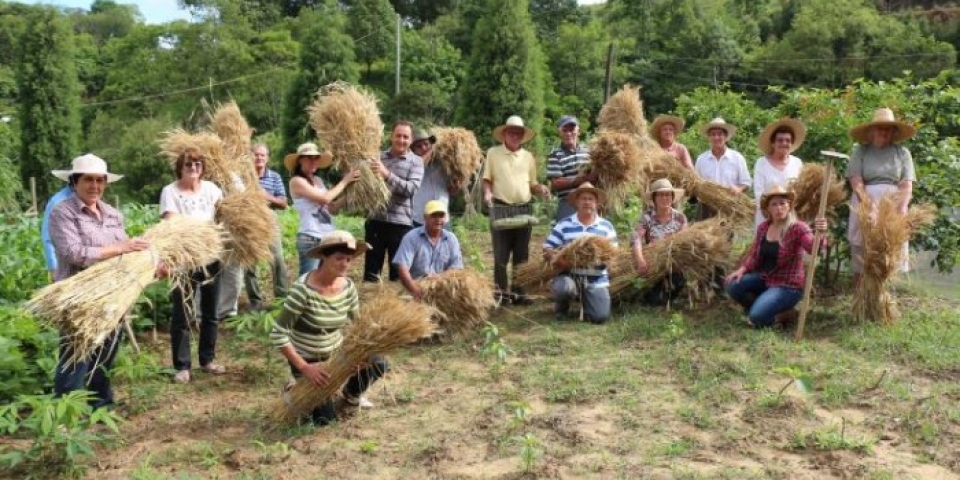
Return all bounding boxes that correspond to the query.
[270,230,388,425]
[724,185,827,328]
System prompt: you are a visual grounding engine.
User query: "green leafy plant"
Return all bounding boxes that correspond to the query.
[506,400,531,431]
[480,323,510,373]
[791,420,874,454]
[511,432,542,472]
[773,366,813,400]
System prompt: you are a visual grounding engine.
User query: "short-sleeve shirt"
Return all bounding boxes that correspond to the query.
[411,162,450,225]
[546,144,590,198]
[845,144,915,185]
[544,214,618,288]
[392,227,463,279]
[159,180,223,221]
[631,208,687,247]
[269,275,359,362]
[694,148,751,188]
[49,194,129,282]
[753,155,803,226]
[258,168,286,199]
[482,145,538,205]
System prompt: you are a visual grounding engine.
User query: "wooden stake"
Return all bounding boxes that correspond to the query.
[795,162,834,341]
[123,316,141,354]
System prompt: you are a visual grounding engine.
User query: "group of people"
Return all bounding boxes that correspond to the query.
[41,106,917,423]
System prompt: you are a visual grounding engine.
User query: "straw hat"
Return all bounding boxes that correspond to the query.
[650,115,685,142]
[758,118,807,155]
[306,230,370,258]
[567,182,606,206]
[644,178,684,206]
[52,154,123,183]
[849,107,917,144]
[759,184,797,212]
[412,128,436,147]
[700,117,737,139]
[492,115,536,144]
[284,142,333,173]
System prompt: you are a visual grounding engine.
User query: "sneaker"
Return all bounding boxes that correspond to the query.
[200,363,227,375]
[173,369,191,383]
[345,395,374,408]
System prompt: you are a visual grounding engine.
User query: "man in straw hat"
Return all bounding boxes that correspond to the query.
[543,183,618,324]
[49,154,152,408]
[694,117,751,220]
[364,120,424,283]
[410,128,458,229]
[546,115,595,222]
[394,200,464,300]
[632,178,687,306]
[753,118,806,226]
[650,115,693,170]
[482,115,551,304]
[846,107,917,284]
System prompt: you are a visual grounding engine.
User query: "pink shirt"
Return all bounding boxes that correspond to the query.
[48,194,129,282]
[663,142,693,169]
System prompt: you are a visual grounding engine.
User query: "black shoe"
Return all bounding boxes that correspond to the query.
[512,295,535,306]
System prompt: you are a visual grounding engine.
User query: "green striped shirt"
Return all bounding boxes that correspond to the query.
[270,276,359,361]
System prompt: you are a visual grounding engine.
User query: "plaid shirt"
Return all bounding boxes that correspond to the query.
[48,194,129,282]
[371,149,424,226]
[545,144,590,198]
[741,220,822,289]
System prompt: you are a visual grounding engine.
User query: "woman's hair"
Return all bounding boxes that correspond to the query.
[770,126,794,144]
[291,157,311,180]
[174,147,205,179]
[319,244,357,258]
[67,173,107,188]
[767,196,798,243]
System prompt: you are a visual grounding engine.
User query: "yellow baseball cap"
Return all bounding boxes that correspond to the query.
[424,200,448,216]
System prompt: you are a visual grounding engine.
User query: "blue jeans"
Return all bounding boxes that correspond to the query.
[296,234,322,276]
[725,273,802,327]
[54,327,123,409]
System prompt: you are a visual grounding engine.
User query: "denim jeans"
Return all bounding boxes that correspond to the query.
[552,275,611,323]
[53,327,123,409]
[288,355,389,425]
[725,273,802,327]
[296,234,322,276]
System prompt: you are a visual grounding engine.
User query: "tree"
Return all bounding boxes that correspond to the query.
[16,7,81,200]
[545,19,608,126]
[529,0,581,39]
[346,0,396,76]
[388,0,456,27]
[386,28,463,125]
[455,0,548,152]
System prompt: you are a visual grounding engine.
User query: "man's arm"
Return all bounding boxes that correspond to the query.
[384,157,424,198]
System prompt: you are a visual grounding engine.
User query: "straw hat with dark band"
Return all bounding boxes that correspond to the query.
[52,154,123,183]
[849,108,917,144]
[284,142,334,173]
[306,230,370,259]
[650,115,685,142]
[759,184,797,212]
[644,178,684,206]
[412,129,436,147]
[493,115,536,144]
[700,117,737,139]
[758,118,807,155]
[567,182,606,205]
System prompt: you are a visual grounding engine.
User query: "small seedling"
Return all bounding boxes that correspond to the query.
[359,440,379,455]
[511,433,542,472]
[773,366,813,400]
[506,400,531,431]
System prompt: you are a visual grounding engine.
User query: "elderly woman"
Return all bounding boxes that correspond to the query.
[271,230,387,425]
[286,143,359,275]
[650,115,693,170]
[48,154,150,408]
[753,118,805,226]
[846,108,917,284]
[159,148,226,383]
[632,179,688,305]
[725,185,827,328]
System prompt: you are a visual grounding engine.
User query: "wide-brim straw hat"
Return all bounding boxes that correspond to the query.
[52,154,123,183]
[758,118,807,155]
[849,107,917,144]
[700,117,737,139]
[759,184,797,213]
[644,178,684,206]
[306,230,370,259]
[566,182,606,206]
[284,142,333,173]
[492,115,536,144]
[650,115,685,142]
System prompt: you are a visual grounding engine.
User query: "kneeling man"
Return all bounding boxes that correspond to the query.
[394,200,464,300]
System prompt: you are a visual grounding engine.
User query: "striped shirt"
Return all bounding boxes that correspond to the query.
[270,275,359,362]
[544,214,618,287]
[393,227,463,279]
[258,168,286,199]
[49,194,130,282]
[371,149,424,226]
[546,144,590,198]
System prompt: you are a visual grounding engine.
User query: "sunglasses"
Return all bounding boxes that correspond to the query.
[184,160,204,168]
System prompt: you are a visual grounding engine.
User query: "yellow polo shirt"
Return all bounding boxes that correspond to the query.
[482,145,538,204]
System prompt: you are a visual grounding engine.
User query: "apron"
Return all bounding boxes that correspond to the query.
[847,183,909,272]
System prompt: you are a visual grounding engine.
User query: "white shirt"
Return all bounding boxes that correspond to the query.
[753,155,803,226]
[159,180,223,221]
[694,148,751,188]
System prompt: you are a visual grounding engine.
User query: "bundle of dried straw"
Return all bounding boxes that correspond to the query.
[215,188,276,267]
[159,129,240,195]
[598,85,648,137]
[270,295,437,423]
[307,82,389,215]
[432,127,484,193]
[789,164,847,221]
[25,216,225,365]
[644,151,754,227]
[513,237,618,291]
[419,269,496,337]
[208,100,257,187]
[852,194,936,323]
[588,132,646,212]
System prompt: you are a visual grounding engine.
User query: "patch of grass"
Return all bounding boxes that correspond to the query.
[658,437,698,457]
[676,405,717,429]
[837,306,960,373]
[522,360,632,404]
[790,423,875,454]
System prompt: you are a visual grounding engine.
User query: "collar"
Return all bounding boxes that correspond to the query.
[570,213,602,228]
[417,226,449,241]
[68,192,110,216]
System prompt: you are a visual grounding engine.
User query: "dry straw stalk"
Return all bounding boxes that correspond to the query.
[208,100,258,187]
[270,295,437,423]
[419,269,496,337]
[432,127,484,193]
[25,216,225,365]
[790,164,848,221]
[215,188,277,267]
[598,84,648,137]
[513,237,618,291]
[588,132,646,213]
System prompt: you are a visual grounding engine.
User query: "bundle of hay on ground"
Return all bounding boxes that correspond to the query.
[598,85,648,137]
[419,269,496,337]
[513,259,554,293]
[207,100,257,187]
[215,188,276,267]
[852,195,936,324]
[159,129,239,195]
[432,127,484,199]
[270,295,437,423]
[588,132,645,212]
[790,164,848,221]
[25,216,225,365]
[307,82,389,215]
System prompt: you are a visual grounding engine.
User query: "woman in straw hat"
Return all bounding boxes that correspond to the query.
[753,118,806,226]
[650,115,693,170]
[160,148,226,383]
[846,108,917,283]
[632,178,688,305]
[271,230,387,425]
[725,185,828,328]
[286,142,360,275]
[48,154,153,408]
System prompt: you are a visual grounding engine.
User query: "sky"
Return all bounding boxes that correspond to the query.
[23,0,606,25]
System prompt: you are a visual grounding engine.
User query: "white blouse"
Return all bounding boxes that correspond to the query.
[753,155,803,226]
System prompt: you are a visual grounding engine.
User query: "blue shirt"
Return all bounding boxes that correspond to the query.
[41,186,74,271]
[411,161,450,225]
[258,168,286,198]
[393,226,463,279]
[544,214,618,288]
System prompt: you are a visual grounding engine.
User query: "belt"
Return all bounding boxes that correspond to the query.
[297,234,322,242]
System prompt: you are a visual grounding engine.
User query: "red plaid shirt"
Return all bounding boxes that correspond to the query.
[742,220,823,290]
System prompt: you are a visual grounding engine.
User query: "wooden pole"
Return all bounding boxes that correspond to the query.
[395,14,401,97]
[30,177,37,212]
[795,162,834,341]
[603,42,615,102]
